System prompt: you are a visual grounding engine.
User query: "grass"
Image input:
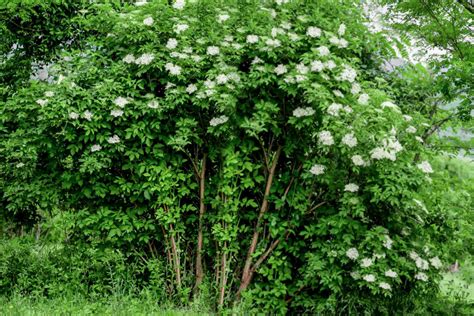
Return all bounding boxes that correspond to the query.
[0,295,212,316]
[440,259,474,304]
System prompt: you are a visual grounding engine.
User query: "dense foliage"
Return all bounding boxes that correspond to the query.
[0,0,471,313]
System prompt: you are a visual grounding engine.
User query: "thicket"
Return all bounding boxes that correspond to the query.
[0,0,472,313]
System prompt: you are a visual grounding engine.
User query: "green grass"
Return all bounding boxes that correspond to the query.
[0,295,211,316]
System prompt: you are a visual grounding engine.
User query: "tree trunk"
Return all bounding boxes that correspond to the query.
[195,154,207,291]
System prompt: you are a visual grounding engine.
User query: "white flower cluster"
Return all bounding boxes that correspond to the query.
[147,100,159,109]
[114,97,129,108]
[36,99,48,106]
[107,135,120,144]
[417,161,433,173]
[429,256,442,269]
[44,91,54,97]
[206,46,220,56]
[265,38,281,48]
[414,272,428,282]
[317,46,330,56]
[342,133,357,148]
[83,110,93,121]
[165,62,182,75]
[172,0,185,10]
[111,109,124,117]
[143,17,154,26]
[385,270,397,278]
[91,144,102,152]
[371,136,403,161]
[69,112,79,119]
[246,35,259,44]
[351,155,366,166]
[383,235,393,249]
[363,274,375,282]
[217,14,230,23]
[339,65,357,82]
[344,183,359,192]
[381,101,400,111]
[166,38,178,50]
[358,93,370,105]
[410,251,429,270]
[379,282,391,290]
[274,64,287,75]
[360,258,373,268]
[123,53,154,65]
[306,26,321,38]
[186,84,197,94]
[318,131,334,146]
[174,23,189,33]
[293,107,315,118]
[209,115,229,127]
[310,164,325,176]
[329,36,348,48]
[346,248,359,260]
[338,23,346,36]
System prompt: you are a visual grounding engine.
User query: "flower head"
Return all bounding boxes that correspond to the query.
[346,248,359,260]
[143,17,154,26]
[111,109,124,117]
[274,64,287,75]
[310,164,325,176]
[206,46,220,56]
[114,97,129,108]
[317,46,330,56]
[342,133,357,148]
[246,35,259,44]
[135,53,154,65]
[363,274,376,282]
[91,144,102,152]
[306,26,321,38]
[351,155,366,166]
[107,135,120,144]
[123,54,135,63]
[210,115,229,127]
[172,0,185,10]
[414,272,428,281]
[293,107,315,117]
[385,270,398,278]
[327,103,343,116]
[358,93,370,105]
[430,256,442,269]
[417,161,433,173]
[83,110,93,121]
[166,38,178,50]
[174,23,189,33]
[186,84,197,94]
[344,183,359,192]
[318,131,334,146]
[36,99,48,106]
[379,282,391,290]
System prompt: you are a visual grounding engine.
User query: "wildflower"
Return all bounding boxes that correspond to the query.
[271,27,284,37]
[416,257,429,270]
[135,53,154,65]
[16,162,25,168]
[216,74,229,84]
[310,164,325,176]
[111,109,124,117]
[172,0,185,10]
[327,103,343,116]
[351,155,365,166]
[406,126,417,134]
[318,131,334,146]
[114,97,129,108]
[134,0,147,6]
[416,136,424,143]
[186,84,197,94]
[350,271,361,279]
[191,55,202,62]
[228,72,240,82]
[417,161,433,173]
[295,75,307,82]
[333,90,344,98]
[306,26,321,38]
[383,235,393,249]
[123,54,135,63]
[217,14,230,23]
[292,107,315,117]
[83,110,93,121]
[274,64,287,75]
[143,17,154,26]
[206,46,220,56]
[69,112,79,119]
[246,35,259,44]
[147,100,159,109]
[351,83,361,95]
[311,60,324,72]
[44,91,54,97]
[296,63,309,74]
[379,282,391,290]
[338,23,346,36]
[165,62,182,75]
[252,57,263,64]
[210,115,229,126]
[346,248,359,260]
[403,115,413,121]
[342,133,357,148]
[414,272,428,281]
[288,33,300,41]
[36,99,48,106]
[345,183,359,192]
[385,270,398,278]
[330,36,349,48]
[430,257,442,269]
[409,251,420,261]
[91,144,102,152]
[174,23,189,33]
[363,274,376,282]
[358,93,370,105]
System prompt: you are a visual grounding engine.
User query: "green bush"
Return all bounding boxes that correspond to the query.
[0,0,468,312]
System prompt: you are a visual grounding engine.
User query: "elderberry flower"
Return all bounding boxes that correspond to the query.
[165,62,182,75]
[135,53,154,65]
[292,107,315,117]
[217,14,230,23]
[379,282,391,290]
[385,270,398,278]
[143,17,154,26]
[417,161,433,173]
[361,258,373,268]
[274,64,287,75]
[342,133,357,148]
[358,93,369,105]
[36,99,48,106]
[351,83,361,95]
[311,60,324,72]
[186,84,197,94]
[296,63,309,74]
[44,91,54,97]
[406,126,417,133]
[430,257,442,269]
[174,23,189,33]
[147,100,159,109]
[327,103,343,116]
[317,46,330,56]
[363,274,376,282]
[318,131,334,146]
[91,144,102,152]
[351,155,366,166]
[166,38,178,50]
[346,248,359,260]
[172,0,185,10]
[338,23,346,36]
[209,115,228,126]
[114,97,129,108]
[344,183,359,192]
[123,54,135,63]
[246,35,259,44]
[414,272,428,281]
[111,109,124,117]
[383,235,393,249]
[310,164,325,176]
[69,112,79,119]
[83,110,93,121]
[206,46,220,56]
[306,26,321,38]
[107,135,120,144]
